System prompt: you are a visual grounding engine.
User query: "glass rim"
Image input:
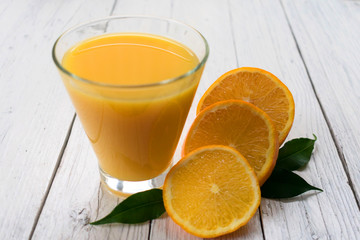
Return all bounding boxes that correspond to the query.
[52,15,209,89]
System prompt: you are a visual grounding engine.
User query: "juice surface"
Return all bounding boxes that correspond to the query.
[63,33,197,85]
[62,33,201,181]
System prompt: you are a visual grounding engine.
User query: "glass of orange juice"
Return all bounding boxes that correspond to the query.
[52,16,209,196]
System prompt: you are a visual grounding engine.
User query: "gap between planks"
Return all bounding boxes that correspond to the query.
[228,0,266,239]
[258,208,266,240]
[110,0,119,16]
[278,0,360,210]
[227,0,240,68]
[28,114,77,240]
[147,220,153,240]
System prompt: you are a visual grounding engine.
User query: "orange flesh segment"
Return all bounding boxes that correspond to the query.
[197,67,295,145]
[163,146,261,238]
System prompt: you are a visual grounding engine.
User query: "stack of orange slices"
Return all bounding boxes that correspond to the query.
[163,67,295,238]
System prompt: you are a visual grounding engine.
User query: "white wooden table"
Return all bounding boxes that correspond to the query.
[1,0,359,239]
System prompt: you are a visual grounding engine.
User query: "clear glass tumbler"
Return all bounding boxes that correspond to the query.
[52,16,209,196]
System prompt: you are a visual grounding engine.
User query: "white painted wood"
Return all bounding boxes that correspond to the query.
[0,0,113,239]
[111,0,172,18]
[151,211,263,240]
[282,0,360,199]
[228,0,360,239]
[2,0,360,239]
[32,119,149,240]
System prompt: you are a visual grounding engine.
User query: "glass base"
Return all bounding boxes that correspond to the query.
[99,167,169,197]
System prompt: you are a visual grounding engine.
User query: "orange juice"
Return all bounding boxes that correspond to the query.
[61,33,202,181]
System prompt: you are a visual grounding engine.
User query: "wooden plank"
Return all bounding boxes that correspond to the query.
[150,0,264,239]
[32,0,172,239]
[110,0,172,17]
[151,211,263,240]
[0,0,113,239]
[282,0,360,200]
[228,0,360,239]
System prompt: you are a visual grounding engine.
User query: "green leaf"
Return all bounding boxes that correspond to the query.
[276,135,317,171]
[261,168,322,198]
[90,189,165,225]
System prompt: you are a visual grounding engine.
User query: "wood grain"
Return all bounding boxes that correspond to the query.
[282,0,360,202]
[1,0,359,239]
[0,0,112,239]
[32,119,149,240]
[228,0,360,239]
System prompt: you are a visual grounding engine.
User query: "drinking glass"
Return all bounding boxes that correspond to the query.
[52,16,209,196]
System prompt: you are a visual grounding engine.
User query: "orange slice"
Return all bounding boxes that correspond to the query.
[163,145,261,238]
[183,100,278,185]
[197,67,295,145]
